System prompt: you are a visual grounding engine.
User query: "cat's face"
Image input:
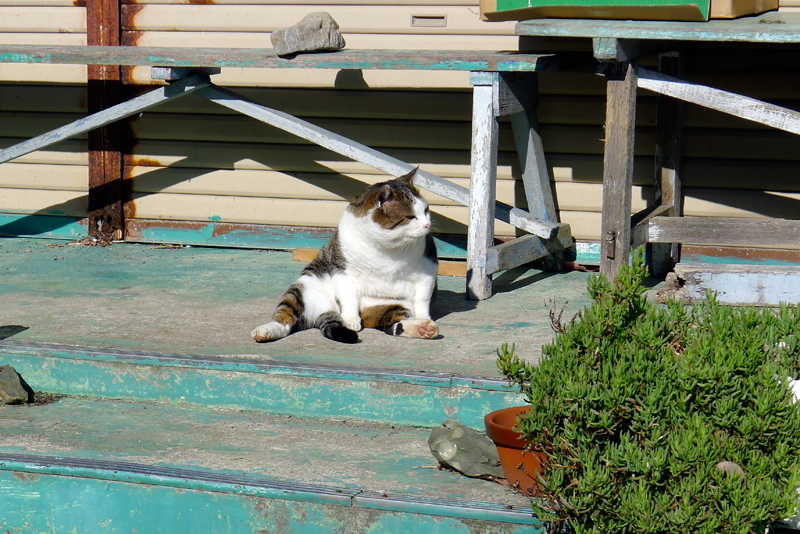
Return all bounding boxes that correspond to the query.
[350,169,432,244]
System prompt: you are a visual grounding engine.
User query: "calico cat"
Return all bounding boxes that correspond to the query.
[252,168,439,343]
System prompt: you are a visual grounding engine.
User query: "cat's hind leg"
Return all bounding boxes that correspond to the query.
[360,300,439,340]
[252,284,304,342]
[315,311,359,344]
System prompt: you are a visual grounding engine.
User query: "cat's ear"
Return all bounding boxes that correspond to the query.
[397,167,418,185]
[375,184,394,209]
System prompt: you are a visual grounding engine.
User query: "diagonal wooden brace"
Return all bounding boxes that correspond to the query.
[0,73,212,165]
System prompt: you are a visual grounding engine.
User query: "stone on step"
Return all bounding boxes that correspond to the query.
[270,12,346,58]
[428,419,505,479]
[0,365,32,404]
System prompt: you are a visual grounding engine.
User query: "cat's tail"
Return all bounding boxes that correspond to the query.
[315,311,359,344]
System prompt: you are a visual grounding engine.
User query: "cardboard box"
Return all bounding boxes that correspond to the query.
[480,0,777,21]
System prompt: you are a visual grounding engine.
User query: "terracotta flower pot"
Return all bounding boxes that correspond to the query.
[484,406,545,496]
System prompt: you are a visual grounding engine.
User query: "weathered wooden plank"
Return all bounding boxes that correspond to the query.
[600,61,638,279]
[197,84,561,239]
[637,67,800,136]
[651,52,684,277]
[647,216,800,247]
[467,82,498,300]
[656,263,800,307]
[516,12,800,43]
[87,0,124,240]
[630,204,672,249]
[485,224,572,274]
[591,37,672,62]
[0,44,587,73]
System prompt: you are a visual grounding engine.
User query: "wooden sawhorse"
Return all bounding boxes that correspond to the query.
[518,12,800,281]
[0,46,585,299]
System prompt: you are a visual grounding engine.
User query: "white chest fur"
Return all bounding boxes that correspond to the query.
[337,209,436,302]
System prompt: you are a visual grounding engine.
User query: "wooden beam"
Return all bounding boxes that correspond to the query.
[647,216,800,247]
[516,13,800,43]
[651,52,684,277]
[656,263,800,307]
[592,37,672,62]
[87,0,122,241]
[466,81,499,300]
[631,204,672,250]
[637,67,800,136]
[0,45,592,73]
[600,61,638,280]
[485,225,572,274]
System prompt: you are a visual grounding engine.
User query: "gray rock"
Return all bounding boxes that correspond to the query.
[428,419,504,479]
[270,12,346,58]
[0,365,32,404]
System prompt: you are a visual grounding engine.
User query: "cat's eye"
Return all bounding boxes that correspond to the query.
[406,215,416,220]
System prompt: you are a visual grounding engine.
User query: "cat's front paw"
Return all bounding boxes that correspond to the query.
[385,318,439,339]
[342,316,362,332]
[252,322,290,343]
[416,319,439,339]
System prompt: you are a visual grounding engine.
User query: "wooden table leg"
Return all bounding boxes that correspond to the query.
[651,52,684,277]
[509,74,564,271]
[600,60,638,280]
[467,73,499,300]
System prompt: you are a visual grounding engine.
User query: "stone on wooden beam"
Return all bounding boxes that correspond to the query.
[270,12,346,58]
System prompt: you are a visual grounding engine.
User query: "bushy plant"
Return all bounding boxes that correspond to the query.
[498,250,800,534]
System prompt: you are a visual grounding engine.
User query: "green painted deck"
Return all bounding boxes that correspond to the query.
[0,236,603,532]
[0,237,593,375]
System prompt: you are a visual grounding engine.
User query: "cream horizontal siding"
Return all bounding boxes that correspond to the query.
[0,5,87,83]
[0,0,89,227]
[122,5,514,35]
[1,1,799,253]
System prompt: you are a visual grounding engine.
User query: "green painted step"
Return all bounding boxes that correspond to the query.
[0,397,543,533]
[0,341,524,429]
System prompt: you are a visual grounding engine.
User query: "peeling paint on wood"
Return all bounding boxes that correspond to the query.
[656,263,800,306]
[0,44,593,72]
[0,343,524,428]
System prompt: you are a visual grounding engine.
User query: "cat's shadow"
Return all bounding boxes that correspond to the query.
[432,267,561,321]
[431,290,478,320]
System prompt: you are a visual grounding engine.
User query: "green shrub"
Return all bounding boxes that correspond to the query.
[498,250,800,534]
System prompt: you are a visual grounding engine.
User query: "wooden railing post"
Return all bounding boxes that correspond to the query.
[600,60,638,280]
[86,0,123,243]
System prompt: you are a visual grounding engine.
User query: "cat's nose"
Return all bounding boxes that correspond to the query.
[423,221,431,229]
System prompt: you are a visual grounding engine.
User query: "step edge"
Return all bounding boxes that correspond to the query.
[0,452,539,525]
[0,340,513,392]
